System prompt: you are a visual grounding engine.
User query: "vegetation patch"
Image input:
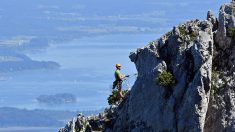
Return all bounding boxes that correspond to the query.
[149,41,155,45]
[107,90,129,105]
[178,25,197,42]
[165,31,172,38]
[227,27,235,38]
[156,70,176,88]
[179,26,187,36]
[189,31,197,41]
[211,70,219,95]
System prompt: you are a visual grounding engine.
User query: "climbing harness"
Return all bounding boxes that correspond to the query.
[110,73,138,91]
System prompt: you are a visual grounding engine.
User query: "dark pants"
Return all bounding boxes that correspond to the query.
[113,80,122,90]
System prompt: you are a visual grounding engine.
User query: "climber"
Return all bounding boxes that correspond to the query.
[113,64,129,99]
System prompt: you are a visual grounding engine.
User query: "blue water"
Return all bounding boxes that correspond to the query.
[0,0,230,111]
[0,34,158,111]
[0,128,58,132]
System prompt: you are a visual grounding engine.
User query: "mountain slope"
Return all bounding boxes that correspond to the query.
[59,1,235,132]
[204,2,235,131]
[110,20,213,132]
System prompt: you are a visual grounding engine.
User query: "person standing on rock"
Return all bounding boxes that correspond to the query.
[113,64,129,99]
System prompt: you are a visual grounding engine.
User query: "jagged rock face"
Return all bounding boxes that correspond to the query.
[204,3,235,132]
[59,2,235,132]
[59,113,92,132]
[207,10,218,31]
[109,20,213,132]
[214,3,235,72]
[59,108,119,132]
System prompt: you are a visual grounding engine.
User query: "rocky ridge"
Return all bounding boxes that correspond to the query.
[59,1,235,132]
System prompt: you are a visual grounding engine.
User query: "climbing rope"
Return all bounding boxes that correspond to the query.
[122,73,138,90]
[122,78,131,90]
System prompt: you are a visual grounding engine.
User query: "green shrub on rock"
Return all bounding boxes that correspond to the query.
[156,70,176,88]
[178,25,197,42]
[149,41,155,45]
[179,26,187,36]
[227,27,235,38]
[189,31,197,41]
[165,31,172,38]
[211,70,219,95]
[107,90,128,105]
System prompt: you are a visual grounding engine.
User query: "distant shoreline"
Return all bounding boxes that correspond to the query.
[0,127,58,131]
[0,107,102,129]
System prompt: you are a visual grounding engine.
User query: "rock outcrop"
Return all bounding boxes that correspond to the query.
[59,1,235,132]
[111,19,213,132]
[204,2,235,132]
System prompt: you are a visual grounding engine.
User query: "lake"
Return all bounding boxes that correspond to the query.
[0,34,159,111]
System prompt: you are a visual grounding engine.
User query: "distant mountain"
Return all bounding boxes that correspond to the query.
[0,48,60,72]
[37,93,77,105]
[0,107,72,127]
[0,107,101,127]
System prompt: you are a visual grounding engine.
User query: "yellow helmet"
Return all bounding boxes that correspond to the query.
[116,64,122,68]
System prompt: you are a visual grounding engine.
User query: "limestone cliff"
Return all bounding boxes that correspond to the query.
[110,20,213,132]
[204,2,235,132]
[59,1,235,132]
